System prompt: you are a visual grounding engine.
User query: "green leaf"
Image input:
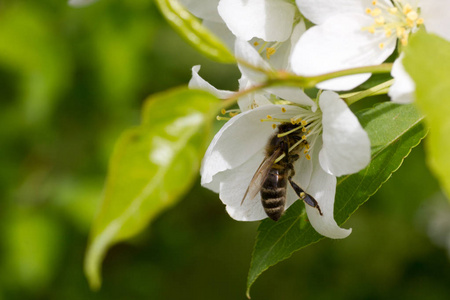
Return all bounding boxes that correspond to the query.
[84,87,220,289]
[155,0,235,64]
[246,102,426,297]
[403,32,450,200]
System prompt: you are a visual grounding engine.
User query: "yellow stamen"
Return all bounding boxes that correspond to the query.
[416,18,424,25]
[389,7,398,14]
[220,108,226,115]
[379,43,385,49]
[266,47,276,59]
[253,41,259,46]
[302,127,307,132]
[272,124,277,129]
[306,154,311,160]
[302,135,307,140]
[301,120,307,126]
[267,115,272,119]
[216,116,230,121]
[365,8,372,14]
[281,107,286,113]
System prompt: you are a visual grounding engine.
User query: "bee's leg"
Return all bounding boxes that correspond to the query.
[288,178,323,216]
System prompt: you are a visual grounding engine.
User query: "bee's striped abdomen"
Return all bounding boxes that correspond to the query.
[261,168,287,221]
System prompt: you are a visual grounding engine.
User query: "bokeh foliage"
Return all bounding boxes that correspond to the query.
[1,1,450,299]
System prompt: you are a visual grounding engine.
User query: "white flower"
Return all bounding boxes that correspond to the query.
[291,0,450,92]
[218,0,306,70]
[201,91,371,239]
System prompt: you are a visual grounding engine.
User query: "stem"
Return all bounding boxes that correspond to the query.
[221,63,393,109]
[341,79,394,105]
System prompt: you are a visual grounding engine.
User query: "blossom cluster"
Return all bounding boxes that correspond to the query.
[180,0,450,239]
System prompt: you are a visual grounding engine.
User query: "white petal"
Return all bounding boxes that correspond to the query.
[235,39,272,84]
[189,65,234,99]
[306,140,351,239]
[218,0,296,42]
[68,0,97,7]
[318,91,371,176]
[266,20,307,71]
[202,20,236,52]
[237,92,272,112]
[388,56,415,104]
[179,0,222,22]
[291,13,396,91]
[219,150,268,221]
[295,0,390,25]
[236,75,272,111]
[266,86,316,108]
[201,104,303,188]
[420,0,450,41]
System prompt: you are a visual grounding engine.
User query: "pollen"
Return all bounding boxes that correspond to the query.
[375,16,385,25]
[305,154,311,160]
[266,47,276,59]
[267,115,272,119]
[302,127,307,132]
[305,144,310,150]
[385,29,392,37]
[281,107,286,113]
[371,8,381,17]
[272,123,277,129]
[220,108,226,115]
[302,135,307,140]
[253,41,259,46]
[304,149,308,154]
[389,7,398,14]
[301,120,307,126]
[363,1,423,48]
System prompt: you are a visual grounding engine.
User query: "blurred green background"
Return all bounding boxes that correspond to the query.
[1,0,450,299]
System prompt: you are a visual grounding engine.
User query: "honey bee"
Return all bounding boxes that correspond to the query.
[241,122,323,221]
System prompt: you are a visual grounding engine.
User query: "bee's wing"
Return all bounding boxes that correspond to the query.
[240,148,282,205]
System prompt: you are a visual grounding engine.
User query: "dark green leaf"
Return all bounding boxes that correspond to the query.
[403,31,450,200]
[84,87,220,289]
[155,0,235,63]
[246,102,426,297]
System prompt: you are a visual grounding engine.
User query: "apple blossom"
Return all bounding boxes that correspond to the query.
[291,0,449,93]
[201,91,371,239]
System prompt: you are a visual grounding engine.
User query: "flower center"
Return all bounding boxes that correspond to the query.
[253,40,282,60]
[363,0,424,48]
[260,106,322,161]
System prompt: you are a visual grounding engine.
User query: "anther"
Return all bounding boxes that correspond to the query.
[302,135,307,140]
[221,108,226,115]
[301,120,307,126]
[267,115,273,119]
[272,124,277,129]
[266,47,276,59]
[305,154,311,160]
[281,107,286,113]
[253,41,259,46]
[216,116,230,121]
[302,127,307,132]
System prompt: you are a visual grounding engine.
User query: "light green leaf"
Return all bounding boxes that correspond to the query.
[246,103,426,297]
[154,0,235,63]
[84,88,220,289]
[403,32,450,200]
